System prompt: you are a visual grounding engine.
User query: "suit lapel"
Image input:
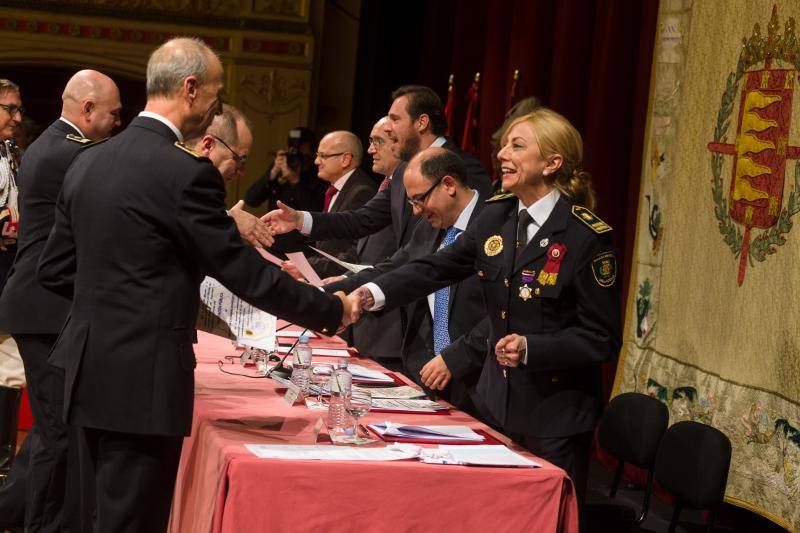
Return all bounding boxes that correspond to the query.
[512,197,570,275]
[329,172,357,214]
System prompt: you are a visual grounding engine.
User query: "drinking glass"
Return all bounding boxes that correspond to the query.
[345,390,372,445]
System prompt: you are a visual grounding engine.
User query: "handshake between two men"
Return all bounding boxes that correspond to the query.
[261,201,529,376]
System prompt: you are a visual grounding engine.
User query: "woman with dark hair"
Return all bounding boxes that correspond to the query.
[353,108,621,514]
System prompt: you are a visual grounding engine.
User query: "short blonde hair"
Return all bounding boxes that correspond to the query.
[502,108,595,209]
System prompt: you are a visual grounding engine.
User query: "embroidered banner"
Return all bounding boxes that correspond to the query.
[614,1,800,530]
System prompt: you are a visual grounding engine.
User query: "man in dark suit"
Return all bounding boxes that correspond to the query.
[0,69,121,532]
[264,85,492,251]
[326,147,488,413]
[35,38,350,533]
[281,131,376,280]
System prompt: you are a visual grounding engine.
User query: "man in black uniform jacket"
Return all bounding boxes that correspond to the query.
[36,38,350,533]
[264,85,492,250]
[0,69,122,532]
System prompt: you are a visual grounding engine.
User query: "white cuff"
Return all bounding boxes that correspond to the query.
[520,336,529,365]
[301,211,312,235]
[363,282,386,311]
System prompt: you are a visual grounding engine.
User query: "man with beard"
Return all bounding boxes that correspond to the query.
[36,37,351,532]
[264,85,491,249]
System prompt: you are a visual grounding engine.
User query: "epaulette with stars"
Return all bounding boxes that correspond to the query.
[484,192,515,203]
[173,141,210,161]
[572,205,612,234]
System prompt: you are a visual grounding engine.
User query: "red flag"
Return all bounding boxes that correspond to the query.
[444,74,455,137]
[506,69,520,112]
[461,72,481,153]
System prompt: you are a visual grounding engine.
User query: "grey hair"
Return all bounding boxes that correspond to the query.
[0,79,20,97]
[146,37,218,98]
[203,104,252,145]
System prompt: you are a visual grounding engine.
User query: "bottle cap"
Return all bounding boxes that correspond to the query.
[299,334,309,343]
[337,359,348,369]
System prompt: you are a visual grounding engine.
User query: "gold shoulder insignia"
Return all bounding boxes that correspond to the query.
[485,192,515,203]
[66,134,92,144]
[572,205,612,234]
[174,141,209,160]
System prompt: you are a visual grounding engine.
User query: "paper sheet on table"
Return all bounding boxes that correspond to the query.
[255,247,284,267]
[371,399,447,412]
[370,422,484,441]
[277,345,350,358]
[197,277,276,350]
[430,445,541,467]
[356,385,426,399]
[309,246,373,273]
[276,330,318,339]
[310,362,391,381]
[285,251,322,286]
[244,444,418,461]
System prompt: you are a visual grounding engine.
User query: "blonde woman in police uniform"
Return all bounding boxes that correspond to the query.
[354,108,621,511]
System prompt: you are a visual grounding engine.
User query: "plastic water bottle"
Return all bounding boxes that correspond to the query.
[327,359,352,437]
[290,335,313,395]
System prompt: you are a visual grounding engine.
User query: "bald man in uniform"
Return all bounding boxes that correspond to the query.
[0,69,121,532]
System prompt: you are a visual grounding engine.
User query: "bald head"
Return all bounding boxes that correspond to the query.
[410,146,468,187]
[61,70,121,140]
[315,130,363,183]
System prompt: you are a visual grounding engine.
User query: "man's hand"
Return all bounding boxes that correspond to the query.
[281,260,306,282]
[495,334,526,368]
[335,290,361,332]
[322,275,347,285]
[229,200,274,248]
[420,355,452,390]
[262,200,303,235]
[270,151,288,180]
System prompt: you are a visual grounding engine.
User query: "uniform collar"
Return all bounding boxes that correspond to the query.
[517,188,560,229]
[58,117,85,137]
[138,111,183,141]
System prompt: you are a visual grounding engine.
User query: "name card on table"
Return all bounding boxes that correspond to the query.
[284,382,303,405]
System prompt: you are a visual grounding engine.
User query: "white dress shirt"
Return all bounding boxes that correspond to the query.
[326,168,356,212]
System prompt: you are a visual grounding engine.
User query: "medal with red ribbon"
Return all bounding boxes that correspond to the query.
[537,243,567,286]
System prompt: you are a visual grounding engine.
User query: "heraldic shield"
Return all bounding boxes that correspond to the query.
[708,5,800,286]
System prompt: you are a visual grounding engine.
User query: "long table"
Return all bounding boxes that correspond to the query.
[168,328,578,532]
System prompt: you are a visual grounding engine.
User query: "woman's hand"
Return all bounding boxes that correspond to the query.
[494,334,526,368]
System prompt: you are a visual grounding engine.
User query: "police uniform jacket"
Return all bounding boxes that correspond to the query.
[36,116,343,437]
[0,119,85,334]
[372,193,622,438]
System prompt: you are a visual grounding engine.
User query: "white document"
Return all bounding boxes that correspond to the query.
[357,385,426,399]
[197,277,276,350]
[276,330,318,339]
[244,444,418,462]
[255,247,284,267]
[285,252,323,286]
[277,346,350,358]
[371,399,448,412]
[309,246,373,273]
[370,422,484,442]
[428,445,541,468]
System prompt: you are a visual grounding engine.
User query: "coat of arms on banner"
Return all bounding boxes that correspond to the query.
[707,6,800,285]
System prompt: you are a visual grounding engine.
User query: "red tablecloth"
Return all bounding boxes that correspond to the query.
[168,328,578,533]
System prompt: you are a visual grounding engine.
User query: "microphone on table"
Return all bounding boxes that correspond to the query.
[266,328,308,380]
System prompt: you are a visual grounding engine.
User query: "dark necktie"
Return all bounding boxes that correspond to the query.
[378,176,391,191]
[516,209,533,264]
[323,185,337,213]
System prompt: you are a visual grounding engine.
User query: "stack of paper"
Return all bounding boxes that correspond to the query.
[370,399,448,412]
[309,363,392,383]
[420,445,541,467]
[370,422,484,442]
[356,385,426,399]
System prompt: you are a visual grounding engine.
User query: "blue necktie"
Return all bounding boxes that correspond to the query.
[433,226,460,355]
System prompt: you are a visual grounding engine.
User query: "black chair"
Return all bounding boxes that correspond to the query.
[654,420,732,533]
[597,392,670,525]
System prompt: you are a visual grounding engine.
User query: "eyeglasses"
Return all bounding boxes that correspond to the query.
[212,135,247,167]
[0,104,24,118]
[407,176,444,208]
[315,151,346,159]
[368,137,384,149]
